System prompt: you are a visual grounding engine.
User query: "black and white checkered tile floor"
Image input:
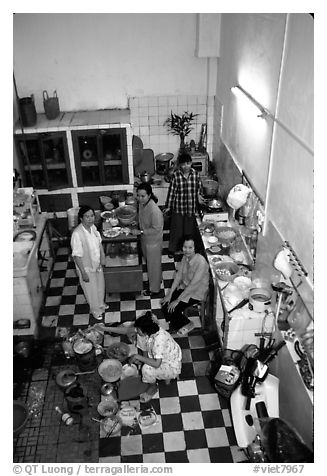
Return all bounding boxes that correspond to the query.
[40,233,247,463]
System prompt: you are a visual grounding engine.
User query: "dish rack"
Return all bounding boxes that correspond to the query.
[13,187,41,228]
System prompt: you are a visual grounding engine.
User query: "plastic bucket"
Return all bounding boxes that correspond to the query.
[19,96,37,127]
[67,207,80,230]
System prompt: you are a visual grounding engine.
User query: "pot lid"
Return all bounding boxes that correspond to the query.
[155,153,174,162]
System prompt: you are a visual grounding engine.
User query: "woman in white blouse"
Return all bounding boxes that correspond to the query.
[71,205,108,320]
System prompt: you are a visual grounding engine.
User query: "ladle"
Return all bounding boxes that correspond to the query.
[271,282,292,323]
[66,370,95,377]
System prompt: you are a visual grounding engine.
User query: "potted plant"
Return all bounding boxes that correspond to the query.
[164,111,198,152]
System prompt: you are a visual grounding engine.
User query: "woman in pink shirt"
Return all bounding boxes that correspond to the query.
[161,235,209,334]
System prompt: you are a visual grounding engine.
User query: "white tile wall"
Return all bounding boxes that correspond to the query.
[129,95,214,162]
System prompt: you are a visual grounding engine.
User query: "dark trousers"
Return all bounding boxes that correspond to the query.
[168,212,200,254]
[162,289,200,330]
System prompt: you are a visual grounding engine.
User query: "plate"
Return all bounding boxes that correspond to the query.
[103,227,121,238]
[210,245,221,254]
[208,236,218,244]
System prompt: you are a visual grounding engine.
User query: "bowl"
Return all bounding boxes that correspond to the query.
[106,342,130,362]
[100,196,112,205]
[14,341,32,358]
[98,359,123,383]
[202,222,216,235]
[101,415,122,436]
[104,202,115,211]
[214,261,239,281]
[121,363,139,380]
[13,401,29,437]
[101,211,114,220]
[97,400,119,417]
[115,206,137,226]
[216,226,237,245]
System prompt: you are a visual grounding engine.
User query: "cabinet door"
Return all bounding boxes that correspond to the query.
[100,129,129,185]
[72,128,129,187]
[15,132,72,191]
[72,131,101,186]
[15,134,47,189]
[40,132,72,190]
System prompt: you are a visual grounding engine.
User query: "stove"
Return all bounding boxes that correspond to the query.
[200,200,229,223]
[202,210,229,222]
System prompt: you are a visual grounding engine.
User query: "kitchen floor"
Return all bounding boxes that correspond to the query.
[13,229,248,464]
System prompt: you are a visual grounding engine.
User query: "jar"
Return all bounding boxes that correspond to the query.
[287,310,311,335]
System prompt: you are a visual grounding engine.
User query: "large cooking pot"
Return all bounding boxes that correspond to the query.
[201,178,219,198]
[155,153,174,175]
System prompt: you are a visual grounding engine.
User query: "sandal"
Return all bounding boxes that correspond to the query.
[176,321,195,336]
[139,384,158,403]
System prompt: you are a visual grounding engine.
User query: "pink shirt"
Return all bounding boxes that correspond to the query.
[176,253,209,302]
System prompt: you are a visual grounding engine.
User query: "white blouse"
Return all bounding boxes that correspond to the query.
[71,224,102,271]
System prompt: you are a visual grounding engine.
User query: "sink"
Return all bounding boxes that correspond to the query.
[13,241,34,271]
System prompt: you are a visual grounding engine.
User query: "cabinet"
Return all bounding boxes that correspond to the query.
[102,233,143,293]
[14,110,134,211]
[72,128,129,187]
[14,132,72,191]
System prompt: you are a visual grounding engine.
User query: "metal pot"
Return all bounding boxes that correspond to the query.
[249,287,272,312]
[101,382,117,399]
[207,198,223,210]
[55,369,95,390]
[139,171,152,183]
[201,178,219,198]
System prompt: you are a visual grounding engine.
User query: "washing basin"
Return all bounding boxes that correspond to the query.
[13,241,34,272]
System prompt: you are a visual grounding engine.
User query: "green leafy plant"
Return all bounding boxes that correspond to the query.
[164,111,198,149]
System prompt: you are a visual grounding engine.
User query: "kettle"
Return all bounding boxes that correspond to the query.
[139,171,152,183]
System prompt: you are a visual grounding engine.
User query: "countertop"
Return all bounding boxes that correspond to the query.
[14,109,131,134]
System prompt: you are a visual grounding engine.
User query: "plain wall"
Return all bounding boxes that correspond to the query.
[13,13,209,111]
[214,13,313,280]
[213,13,314,448]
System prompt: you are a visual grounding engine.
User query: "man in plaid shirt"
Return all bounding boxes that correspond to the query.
[164,152,204,257]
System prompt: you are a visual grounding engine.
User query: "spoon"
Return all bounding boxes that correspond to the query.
[91,417,102,424]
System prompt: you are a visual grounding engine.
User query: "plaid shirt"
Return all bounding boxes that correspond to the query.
[165,168,202,215]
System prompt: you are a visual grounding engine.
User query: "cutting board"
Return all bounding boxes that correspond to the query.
[134,149,155,176]
[117,376,148,401]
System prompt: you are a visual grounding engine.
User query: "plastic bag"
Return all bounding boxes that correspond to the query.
[226,184,251,210]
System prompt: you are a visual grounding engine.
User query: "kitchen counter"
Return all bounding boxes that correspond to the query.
[14,109,131,133]
[197,217,314,412]
[13,213,47,277]
[13,213,53,336]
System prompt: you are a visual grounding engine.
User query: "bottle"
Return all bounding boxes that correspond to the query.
[55,406,74,426]
[62,338,74,358]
